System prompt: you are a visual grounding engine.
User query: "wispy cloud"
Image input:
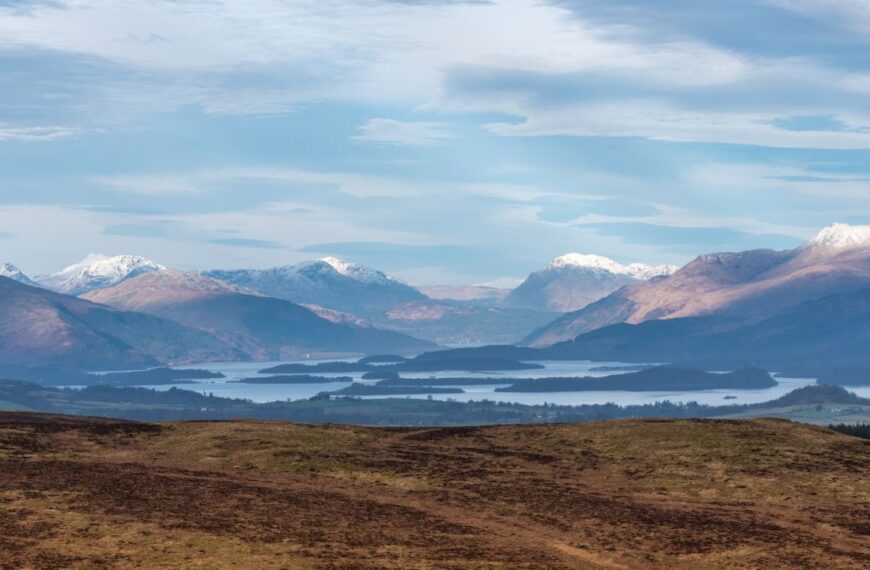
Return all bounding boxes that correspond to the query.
[92,175,200,195]
[0,126,80,141]
[2,0,869,149]
[353,118,453,146]
[577,221,802,254]
[208,237,284,250]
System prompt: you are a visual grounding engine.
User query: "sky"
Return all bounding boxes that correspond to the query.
[1,0,869,285]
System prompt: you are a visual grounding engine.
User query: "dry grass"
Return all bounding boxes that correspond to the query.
[0,412,868,569]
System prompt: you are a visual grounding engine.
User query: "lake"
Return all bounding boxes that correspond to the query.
[135,359,870,407]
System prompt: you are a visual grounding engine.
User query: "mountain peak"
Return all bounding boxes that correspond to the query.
[803,223,870,252]
[319,256,392,284]
[547,253,677,279]
[37,253,165,295]
[548,253,624,272]
[0,262,36,286]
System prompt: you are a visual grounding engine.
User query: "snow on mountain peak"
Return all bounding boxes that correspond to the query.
[1,262,22,276]
[547,253,676,280]
[319,256,392,283]
[804,223,870,252]
[0,262,35,285]
[548,253,624,273]
[37,254,165,295]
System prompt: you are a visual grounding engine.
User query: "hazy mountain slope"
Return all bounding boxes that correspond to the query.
[35,254,165,295]
[83,270,437,357]
[524,224,870,346]
[417,285,870,373]
[503,253,676,313]
[418,284,510,307]
[0,277,234,369]
[204,257,426,319]
[383,301,558,346]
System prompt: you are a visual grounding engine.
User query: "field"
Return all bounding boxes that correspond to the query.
[1,412,868,568]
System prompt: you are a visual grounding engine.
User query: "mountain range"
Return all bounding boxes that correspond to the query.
[205,257,561,344]
[5,222,869,371]
[6,250,679,347]
[524,223,870,346]
[82,270,436,360]
[0,262,437,370]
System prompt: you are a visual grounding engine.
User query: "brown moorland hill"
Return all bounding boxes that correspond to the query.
[0,412,868,569]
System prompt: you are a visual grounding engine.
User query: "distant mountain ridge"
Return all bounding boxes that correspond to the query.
[203,258,557,345]
[502,253,677,313]
[523,223,870,346]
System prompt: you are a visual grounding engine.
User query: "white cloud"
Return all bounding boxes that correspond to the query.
[3,0,866,149]
[90,167,424,198]
[0,1,752,112]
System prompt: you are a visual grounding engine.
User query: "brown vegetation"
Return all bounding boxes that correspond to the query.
[0,412,867,568]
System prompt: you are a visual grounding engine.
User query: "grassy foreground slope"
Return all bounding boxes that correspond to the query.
[1,413,868,569]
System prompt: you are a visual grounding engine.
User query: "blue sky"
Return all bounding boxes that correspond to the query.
[1,0,869,285]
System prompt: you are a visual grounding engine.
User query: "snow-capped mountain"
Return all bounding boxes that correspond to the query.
[0,262,36,286]
[35,254,166,295]
[523,223,870,347]
[547,253,677,279]
[801,222,870,252]
[204,257,426,319]
[502,253,678,313]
